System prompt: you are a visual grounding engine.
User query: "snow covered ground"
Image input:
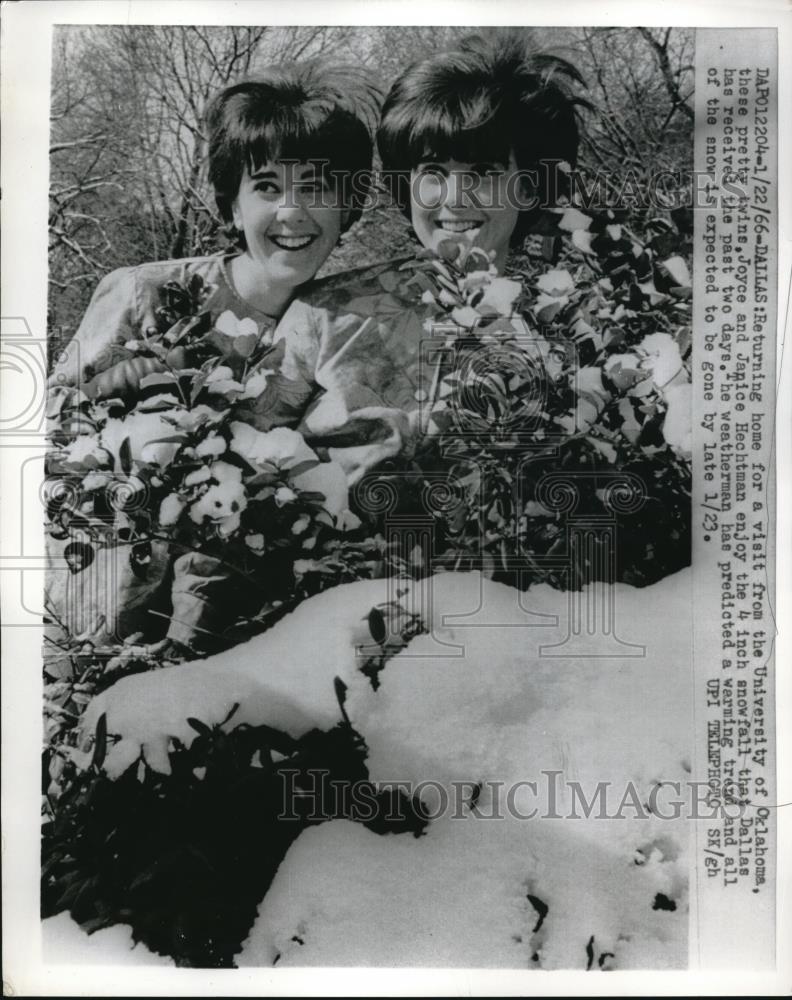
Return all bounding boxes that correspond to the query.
[78,568,693,969]
[42,912,172,966]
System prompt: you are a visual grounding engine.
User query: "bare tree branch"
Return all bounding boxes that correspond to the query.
[636,27,695,121]
[49,133,107,155]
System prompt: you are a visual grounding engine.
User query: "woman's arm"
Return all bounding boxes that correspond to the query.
[49,267,141,390]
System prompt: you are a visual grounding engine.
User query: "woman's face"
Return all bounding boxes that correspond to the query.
[409,153,523,272]
[232,160,345,291]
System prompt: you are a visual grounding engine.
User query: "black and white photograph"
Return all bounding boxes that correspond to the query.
[0,2,788,993]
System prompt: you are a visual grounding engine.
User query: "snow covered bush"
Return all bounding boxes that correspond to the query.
[241,569,691,968]
[45,569,692,968]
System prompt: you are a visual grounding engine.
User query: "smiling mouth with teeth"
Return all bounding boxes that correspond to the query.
[268,234,317,250]
[436,220,483,233]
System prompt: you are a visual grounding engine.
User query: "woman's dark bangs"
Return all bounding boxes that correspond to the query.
[411,112,512,169]
[245,111,359,180]
[242,108,302,176]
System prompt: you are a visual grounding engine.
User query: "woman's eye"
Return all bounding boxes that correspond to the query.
[254,181,279,195]
[297,180,328,194]
[416,165,446,180]
[471,163,502,178]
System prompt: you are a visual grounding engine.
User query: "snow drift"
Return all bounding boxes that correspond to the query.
[82,568,693,968]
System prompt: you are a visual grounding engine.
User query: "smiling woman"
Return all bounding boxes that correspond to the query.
[46,61,382,655]
[409,155,522,273]
[229,160,345,316]
[206,69,379,316]
[378,32,588,262]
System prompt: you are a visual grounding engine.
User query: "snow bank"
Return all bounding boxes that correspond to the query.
[84,569,692,968]
[85,573,527,775]
[42,913,172,966]
[238,814,687,970]
[348,570,693,826]
[237,569,692,969]
[83,577,400,776]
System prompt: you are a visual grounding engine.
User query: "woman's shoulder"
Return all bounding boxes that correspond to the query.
[109,254,230,292]
[91,254,247,326]
[87,255,228,306]
[272,255,419,361]
[296,255,416,313]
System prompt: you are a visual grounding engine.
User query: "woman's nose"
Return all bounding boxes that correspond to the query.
[275,186,310,220]
[444,171,473,209]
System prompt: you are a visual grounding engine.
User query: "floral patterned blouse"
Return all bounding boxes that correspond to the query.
[47,254,295,653]
[51,255,278,398]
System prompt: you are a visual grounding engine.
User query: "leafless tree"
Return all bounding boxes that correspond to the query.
[48,26,356,336]
[572,27,694,178]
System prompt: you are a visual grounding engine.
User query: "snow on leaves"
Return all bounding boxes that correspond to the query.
[362,208,692,589]
[46,283,362,613]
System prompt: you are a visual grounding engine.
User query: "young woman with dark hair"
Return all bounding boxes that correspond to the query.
[206,68,378,315]
[46,62,381,653]
[51,62,380,391]
[377,32,586,261]
[268,34,587,481]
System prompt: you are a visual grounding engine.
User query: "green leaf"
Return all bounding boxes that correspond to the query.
[405,271,436,295]
[119,436,132,476]
[128,855,178,892]
[463,247,491,273]
[188,273,205,299]
[64,541,95,574]
[139,371,178,390]
[44,655,75,682]
[378,270,401,293]
[233,333,258,359]
[146,434,186,445]
[646,216,674,234]
[91,712,107,771]
[541,235,562,263]
[367,606,387,645]
[245,470,279,489]
[79,914,115,935]
[51,871,86,912]
[186,717,212,737]
[658,255,691,287]
[333,676,350,724]
[190,371,209,405]
[255,724,297,756]
[286,459,320,480]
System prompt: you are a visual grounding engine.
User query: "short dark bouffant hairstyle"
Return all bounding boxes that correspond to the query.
[207,62,382,234]
[377,32,588,244]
